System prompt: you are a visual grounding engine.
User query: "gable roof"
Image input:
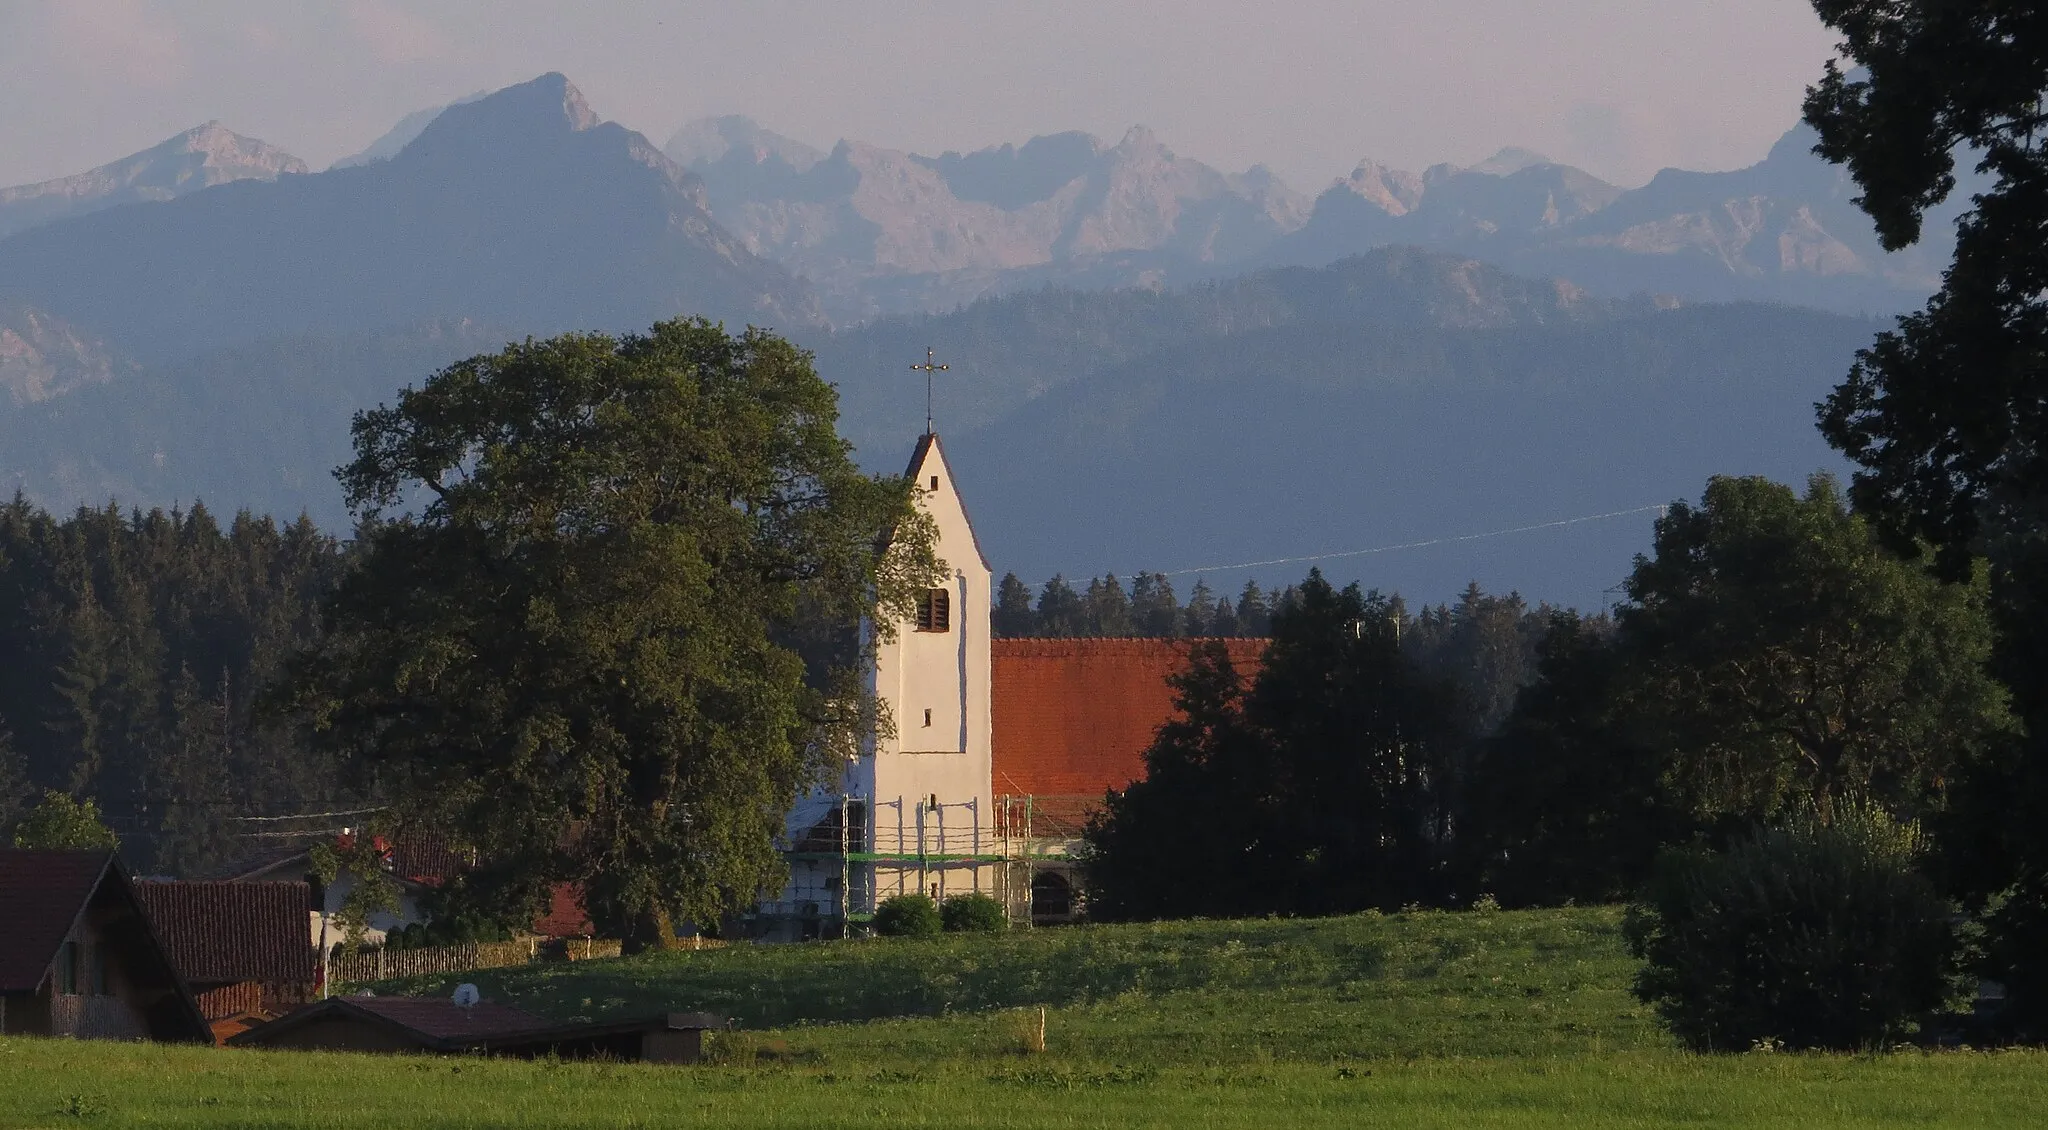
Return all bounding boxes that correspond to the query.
[991,638,1269,834]
[902,431,993,573]
[134,880,314,985]
[230,995,728,1051]
[0,850,115,992]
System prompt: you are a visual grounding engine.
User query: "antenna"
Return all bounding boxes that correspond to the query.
[452,983,480,1009]
[908,347,949,435]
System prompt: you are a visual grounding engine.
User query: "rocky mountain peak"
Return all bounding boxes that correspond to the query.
[1471,146,1555,177]
[0,123,307,240]
[665,115,824,173]
[401,72,600,160]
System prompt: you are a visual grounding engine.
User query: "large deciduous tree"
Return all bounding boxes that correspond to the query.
[1621,475,2009,823]
[301,319,937,945]
[1804,0,2048,1026]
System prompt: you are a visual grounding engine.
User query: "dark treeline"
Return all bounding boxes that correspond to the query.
[1000,568,1566,743]
[0,495,355,875]
[993,572,1272,638]
[1087,475,2008,920]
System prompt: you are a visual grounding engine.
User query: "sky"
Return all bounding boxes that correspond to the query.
[0,0,1842,193]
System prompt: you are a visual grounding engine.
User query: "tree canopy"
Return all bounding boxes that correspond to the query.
[1621,475,2008,821]
[300,319,938,943]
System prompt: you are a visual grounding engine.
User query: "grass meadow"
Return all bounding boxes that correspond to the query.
[2,907,2044,1127]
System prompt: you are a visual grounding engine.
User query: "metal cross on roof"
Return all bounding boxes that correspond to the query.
[909,346,949,435]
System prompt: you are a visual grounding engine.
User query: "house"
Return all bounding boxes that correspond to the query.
[133,879,316,1041]
[755,429,1269,937]
[0,849,210,1042]
[230,995,726,1063]
[229,836,456,948]
[229,839,597,946]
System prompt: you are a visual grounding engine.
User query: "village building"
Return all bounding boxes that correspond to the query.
[0,849,210,1042]
[751,431,1265,939]
[133,879,318,1043]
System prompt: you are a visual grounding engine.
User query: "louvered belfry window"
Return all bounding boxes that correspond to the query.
[915,587,951,632]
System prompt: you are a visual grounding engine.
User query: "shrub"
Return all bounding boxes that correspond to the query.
[941,892,1007,932]
[872,894,942,937]
[1625,806,1955,1050]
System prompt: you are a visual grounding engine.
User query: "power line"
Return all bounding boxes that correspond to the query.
[1155,505,1667,579]
[229,806,388,823]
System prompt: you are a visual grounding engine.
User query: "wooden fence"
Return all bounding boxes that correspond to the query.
[329,935,715,986]
[329,938,541,985]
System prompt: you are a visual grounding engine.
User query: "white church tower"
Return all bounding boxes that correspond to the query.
[755,430,1004,939]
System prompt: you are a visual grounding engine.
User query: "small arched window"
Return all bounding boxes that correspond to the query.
[1032,872,1072,918]
[915,587,951,632]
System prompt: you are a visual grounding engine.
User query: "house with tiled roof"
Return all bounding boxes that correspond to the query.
[133,879,317,1040]
[754,429,1264,937]
[0,849,210,1042]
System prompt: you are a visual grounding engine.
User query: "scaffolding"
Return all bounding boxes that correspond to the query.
[761,793,1062,937]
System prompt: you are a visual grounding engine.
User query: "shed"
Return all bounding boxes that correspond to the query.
[133,879,317,1036]
[230,995,727,1063]
[0,849,211,1042]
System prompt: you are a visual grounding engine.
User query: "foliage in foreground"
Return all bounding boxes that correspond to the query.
[1804,0,2048,1028]
[1626,808,1956,1051]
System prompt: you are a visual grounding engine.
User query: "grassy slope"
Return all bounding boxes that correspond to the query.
[385,905,1664,1064]
[4,907,2045,1128]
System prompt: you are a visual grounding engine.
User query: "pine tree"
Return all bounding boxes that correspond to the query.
[992,573,1039,637]
[1235,581,1272,636]
[1209,595,1241,637]
[1182,579,1217,637]
[1084,574,1134,636]
[1036,575,1085,638]
[151,665,236,876]
[1130,572,1180,637]
[0,719,28,840]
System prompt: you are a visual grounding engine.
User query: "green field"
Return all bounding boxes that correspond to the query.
[3,907,2044,1128]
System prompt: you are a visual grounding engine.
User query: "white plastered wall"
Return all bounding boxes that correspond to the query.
[864,435,995,902]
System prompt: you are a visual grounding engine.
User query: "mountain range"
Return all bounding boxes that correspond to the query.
[0,73,1896,605]
[0,74,816,364]
[650,113,1957,319]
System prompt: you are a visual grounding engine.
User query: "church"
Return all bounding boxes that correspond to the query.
[750,430,1264,940]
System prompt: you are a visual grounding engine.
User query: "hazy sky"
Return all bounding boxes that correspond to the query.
[0,0,1842,191]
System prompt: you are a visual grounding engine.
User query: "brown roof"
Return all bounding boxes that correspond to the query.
[228,994,548,1049]
[343,995,549,1039]
[992,638,1267,833]
[0,850,115,992]
[134,880,314,986]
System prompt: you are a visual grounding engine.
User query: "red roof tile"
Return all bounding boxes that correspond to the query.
[134,880,314,986]
[991,638,1266,830]
[0,850,116,992]
[532,883,594,938]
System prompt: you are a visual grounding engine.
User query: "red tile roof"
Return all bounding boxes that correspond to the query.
[533,883,594,938]
[134,880,314,986]
[991,638,1267,833]
[0,850,115,992]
